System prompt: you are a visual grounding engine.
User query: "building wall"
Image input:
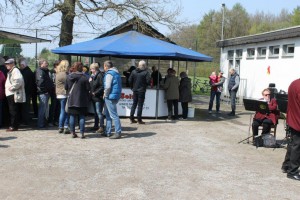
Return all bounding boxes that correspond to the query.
[220,37,300,99]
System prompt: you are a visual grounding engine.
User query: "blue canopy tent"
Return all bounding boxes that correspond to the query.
[52,31,212,118]
[51,31,212,62]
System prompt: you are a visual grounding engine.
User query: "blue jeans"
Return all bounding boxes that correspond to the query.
[38,93,49,128]
[209,91,221,111]
[93,101,104,128]
[104,98,122,135]
[69,114,85,133]
[230,90,237,112]
[58,98,69,128]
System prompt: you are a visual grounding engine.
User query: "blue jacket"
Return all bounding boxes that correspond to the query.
[104,68,122,100]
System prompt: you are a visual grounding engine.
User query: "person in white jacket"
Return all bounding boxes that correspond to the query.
[5,58,25,131]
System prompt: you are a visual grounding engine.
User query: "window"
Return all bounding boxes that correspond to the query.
[283,44,294,57]
[227,50,234,59]
[247,48,255,59]
[229,60,233,68]
[269,45,280,58]
[236,49,243,59]
[257,47,267,58]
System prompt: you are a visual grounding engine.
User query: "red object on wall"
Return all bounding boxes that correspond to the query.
[267,66,270,75]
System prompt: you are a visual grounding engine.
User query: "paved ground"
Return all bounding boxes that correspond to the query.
[0,95,299,200]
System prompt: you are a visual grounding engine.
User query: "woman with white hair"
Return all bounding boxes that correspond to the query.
[89,62,105,133]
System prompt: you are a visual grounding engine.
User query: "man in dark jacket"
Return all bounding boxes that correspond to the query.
[179,72,192,119]
[36,59,54,128]
[151,65,162,88]
[89,63,104,133]
[128,60,151,124]
[19,58,35,125]
[227,68,240,116]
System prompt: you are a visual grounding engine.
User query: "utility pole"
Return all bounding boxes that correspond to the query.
[221,3,225,41]
[220,3,225,72]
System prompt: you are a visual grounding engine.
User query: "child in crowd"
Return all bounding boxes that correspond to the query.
[209,71,218,85]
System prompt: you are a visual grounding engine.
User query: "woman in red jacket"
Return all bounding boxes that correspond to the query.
[0,70,5,128]
[252,88,279,143]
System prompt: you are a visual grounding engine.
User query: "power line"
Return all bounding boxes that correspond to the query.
[0,26,101,35]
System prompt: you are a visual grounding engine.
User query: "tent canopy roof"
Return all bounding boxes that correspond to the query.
[0,30,51,44]
[52,31,212,62]
[97,16,176,44]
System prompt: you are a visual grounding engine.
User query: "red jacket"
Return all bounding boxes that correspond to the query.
[287,79,300,131]
[0,71,5,100]
[254,98,279,125]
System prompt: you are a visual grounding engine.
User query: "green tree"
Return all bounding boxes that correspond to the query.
[291,6,300,26]
[1,43,23,58]
[38,48,59,68]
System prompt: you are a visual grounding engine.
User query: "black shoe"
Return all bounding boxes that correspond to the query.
[138,120,145,124]
[58,128,64,133]
[72,133,78,138]
[227,112,235,116]
[287,174,300,181]
[81,133,85,139]
[282,168,288,173]
[130,119,137,124]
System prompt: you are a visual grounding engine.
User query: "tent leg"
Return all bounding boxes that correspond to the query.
[155,59,160,119]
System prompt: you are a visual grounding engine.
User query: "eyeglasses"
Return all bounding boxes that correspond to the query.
[263,94,270,96]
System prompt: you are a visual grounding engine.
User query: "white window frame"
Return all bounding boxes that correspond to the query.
[227,50,234,60]
[229,60,234,68]
[247,48,255,59]
[236,49,243,59]
[269,45,280,58]
[257,47,267,58]
[282,44,294,57]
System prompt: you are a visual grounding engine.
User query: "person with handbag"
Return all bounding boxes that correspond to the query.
[65,62,90,139]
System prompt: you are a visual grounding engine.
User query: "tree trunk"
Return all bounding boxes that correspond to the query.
[58,0,76,62]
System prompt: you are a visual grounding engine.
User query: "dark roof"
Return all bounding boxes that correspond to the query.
[216,25,300,48]
[0,30,51,44]
[96,16,176,44]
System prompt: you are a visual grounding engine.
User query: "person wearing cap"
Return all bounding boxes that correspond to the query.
[208,70,225,114]
[227,68,240,116]
[4,58,26,131]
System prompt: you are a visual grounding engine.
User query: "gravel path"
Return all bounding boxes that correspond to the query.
[0,96,299,200]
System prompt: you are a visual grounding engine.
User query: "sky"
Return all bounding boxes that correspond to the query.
[1,0,300,57]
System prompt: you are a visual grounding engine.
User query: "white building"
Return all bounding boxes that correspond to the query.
[217,26,300,99]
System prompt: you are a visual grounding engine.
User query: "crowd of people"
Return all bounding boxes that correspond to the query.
[0,57,123,139]
[0,57,194,138]
[2,55,300,181]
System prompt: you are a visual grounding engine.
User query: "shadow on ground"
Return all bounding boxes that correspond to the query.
[0,136,17,141]
[121,132,156,139]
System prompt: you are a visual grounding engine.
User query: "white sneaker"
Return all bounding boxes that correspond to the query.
[216,111,221,114]
[208,110,212,114]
